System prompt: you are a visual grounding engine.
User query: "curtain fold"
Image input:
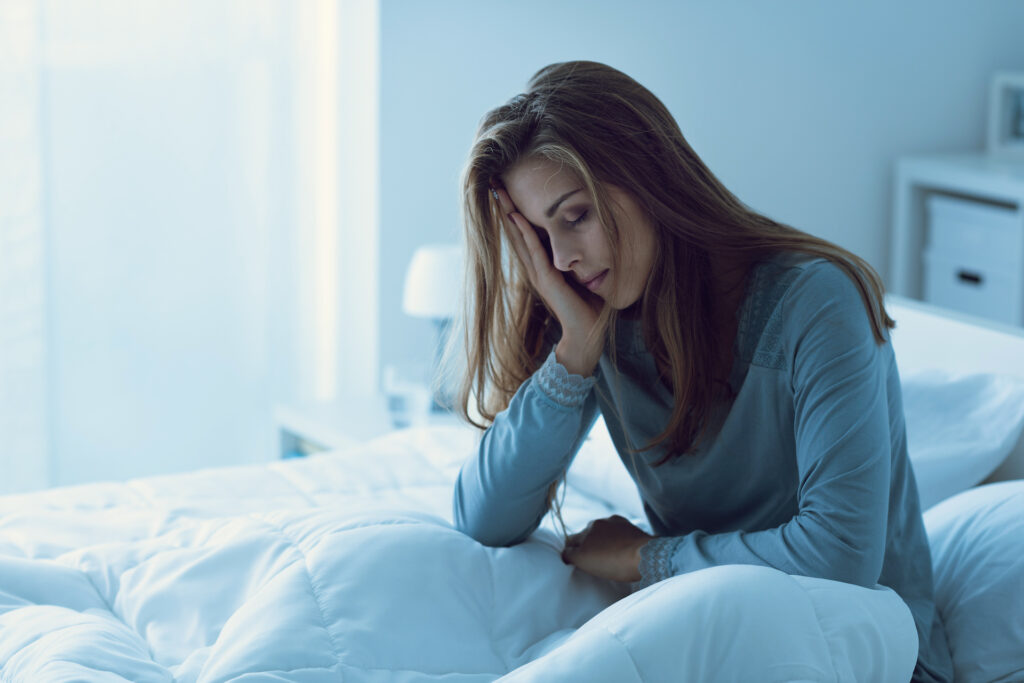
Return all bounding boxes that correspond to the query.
[0,0,50,494]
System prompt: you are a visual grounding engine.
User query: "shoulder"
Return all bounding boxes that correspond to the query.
[782,258,870,326]
[737,254,877,369]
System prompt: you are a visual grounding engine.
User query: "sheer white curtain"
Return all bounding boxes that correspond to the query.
[292,0,380,402]
[0,0,378,493]
[0,0,49,494]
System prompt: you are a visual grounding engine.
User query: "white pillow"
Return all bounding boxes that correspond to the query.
[924,480,1024,683]
[902,371,1024,510]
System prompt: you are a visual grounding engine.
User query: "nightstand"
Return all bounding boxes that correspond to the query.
[890,153,1024,326]
[273,395,393,459]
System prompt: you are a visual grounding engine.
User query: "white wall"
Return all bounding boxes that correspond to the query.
[378,0,1024,380]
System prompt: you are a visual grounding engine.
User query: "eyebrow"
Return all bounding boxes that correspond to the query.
[545,189,582,218]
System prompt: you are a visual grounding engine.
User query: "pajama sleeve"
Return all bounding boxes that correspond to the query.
[453,349,601,547]
[637,263,893,589]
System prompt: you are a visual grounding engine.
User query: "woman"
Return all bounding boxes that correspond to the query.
[450,61,952,682]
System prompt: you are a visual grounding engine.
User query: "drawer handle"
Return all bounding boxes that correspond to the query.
[957,270,983,286]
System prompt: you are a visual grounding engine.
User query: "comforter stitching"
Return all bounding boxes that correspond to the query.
[243,512,518,676]
[0,615,159,679]
[242,514,348,669]
[2,559,164,675]
[799,582,844,683]
[597,625,644,681]
[483,541,511,673]
[76,570,167,671]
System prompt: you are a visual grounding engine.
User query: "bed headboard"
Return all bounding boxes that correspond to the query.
[886,294,1024,482]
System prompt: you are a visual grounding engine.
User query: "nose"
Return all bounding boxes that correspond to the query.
[549,233,581,272]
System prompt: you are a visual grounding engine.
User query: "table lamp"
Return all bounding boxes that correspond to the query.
[402,244,462,411]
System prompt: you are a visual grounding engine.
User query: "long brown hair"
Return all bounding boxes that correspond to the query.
[447,60,893,463]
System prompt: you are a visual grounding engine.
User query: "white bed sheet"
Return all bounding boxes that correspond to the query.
[0,426,918,681]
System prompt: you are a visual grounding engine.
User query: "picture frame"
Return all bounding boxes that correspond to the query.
[986,72,1024,159]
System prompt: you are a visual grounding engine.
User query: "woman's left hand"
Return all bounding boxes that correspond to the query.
[561,515,653,583]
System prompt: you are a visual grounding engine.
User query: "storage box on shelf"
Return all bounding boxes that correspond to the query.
[891,154,1024,327]
[923,195,1024,325]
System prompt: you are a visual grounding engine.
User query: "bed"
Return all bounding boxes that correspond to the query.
[1,295,1023,682]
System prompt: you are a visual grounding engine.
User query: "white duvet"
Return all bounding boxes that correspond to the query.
[0,426,918,682]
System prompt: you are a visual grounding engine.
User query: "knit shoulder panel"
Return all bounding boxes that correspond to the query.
[735,258,811,370]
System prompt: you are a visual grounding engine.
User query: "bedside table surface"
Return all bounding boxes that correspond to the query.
[275,395,393,453]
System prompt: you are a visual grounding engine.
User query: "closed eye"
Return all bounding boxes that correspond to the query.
[567,210,588,228]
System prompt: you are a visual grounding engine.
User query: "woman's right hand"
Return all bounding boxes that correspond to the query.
[493,187,606,377]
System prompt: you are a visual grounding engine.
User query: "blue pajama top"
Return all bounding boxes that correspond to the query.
[453,253,953,682]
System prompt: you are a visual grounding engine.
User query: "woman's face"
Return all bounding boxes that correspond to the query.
[501,157,656,310]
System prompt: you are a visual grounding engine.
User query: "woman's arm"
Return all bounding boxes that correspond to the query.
[453,186,606,547]
[452,350,601,547]
[561,263,894,587]
[638,263,892,588]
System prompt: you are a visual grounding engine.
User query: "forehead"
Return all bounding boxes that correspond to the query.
[506,157,582,193]
[501,157,581,220]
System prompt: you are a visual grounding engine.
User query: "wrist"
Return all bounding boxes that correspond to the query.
[555,336,601,377]
[630,536,651,583]
[536,348,597,408]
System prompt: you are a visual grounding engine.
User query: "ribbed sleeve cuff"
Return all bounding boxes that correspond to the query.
[633,536,684,590]
[534,349,598,408]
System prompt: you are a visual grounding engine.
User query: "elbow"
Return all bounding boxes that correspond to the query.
[452,485,532,548]
[452,485,484,542]
[818,540,884,588]
[458,526,529,549]
[452,502,497,546]
[452,513,529,548]
[830,555,882,588]
[795,512,885,587]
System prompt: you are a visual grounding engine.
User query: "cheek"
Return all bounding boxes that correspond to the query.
[630,226,657,277]
[591,228,616,262]
[636,241,656,282]
[617,233,656,302]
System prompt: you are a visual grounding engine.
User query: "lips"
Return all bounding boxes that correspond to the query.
[581,269,609,293]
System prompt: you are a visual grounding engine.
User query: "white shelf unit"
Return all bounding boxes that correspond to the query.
[273,395,463,459]
[274,396,393,459]
[890,154,1024,326]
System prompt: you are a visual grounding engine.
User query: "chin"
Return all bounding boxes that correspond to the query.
[609,290,644,313]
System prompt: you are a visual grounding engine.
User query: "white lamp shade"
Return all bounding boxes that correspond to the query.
[402,244,463,318]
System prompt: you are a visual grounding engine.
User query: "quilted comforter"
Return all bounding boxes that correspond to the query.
[0,426,918,682]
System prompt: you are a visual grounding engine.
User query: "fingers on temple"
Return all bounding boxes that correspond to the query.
[504,217,532,273]
[494,191,534,247]
[492,189,552,286]
[509,214,552,268]
[505,217,548,283]
[492,190,524,247]
[492,187,514,214]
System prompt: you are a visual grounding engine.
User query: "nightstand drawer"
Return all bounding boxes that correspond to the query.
[923,250,1023,325]
[926,195,1022,269]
